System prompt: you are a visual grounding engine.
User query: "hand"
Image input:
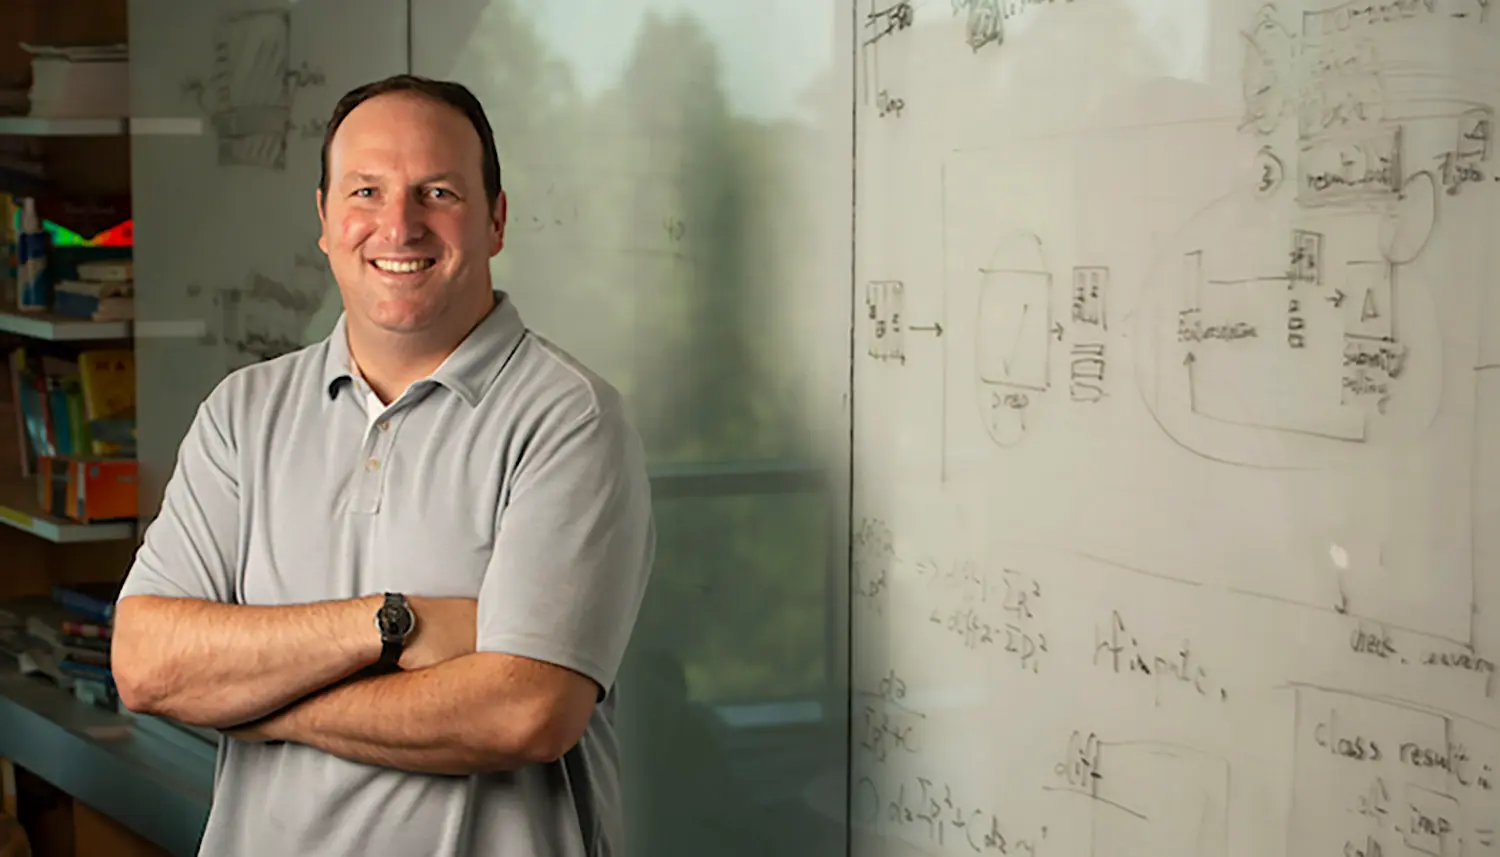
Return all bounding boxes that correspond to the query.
[398,597,478,671]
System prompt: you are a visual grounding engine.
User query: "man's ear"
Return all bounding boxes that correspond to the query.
[316,188,328,254]
[491,190,508,256]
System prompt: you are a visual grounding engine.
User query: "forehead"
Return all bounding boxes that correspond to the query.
[328,91,481,180]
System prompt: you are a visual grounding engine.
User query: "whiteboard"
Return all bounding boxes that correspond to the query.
[852,2,1500,856]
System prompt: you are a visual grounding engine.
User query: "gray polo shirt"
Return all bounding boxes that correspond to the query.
[119,291,656,857]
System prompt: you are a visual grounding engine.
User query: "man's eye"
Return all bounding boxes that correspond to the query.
[353,188,374,198]
[428,187,454,199]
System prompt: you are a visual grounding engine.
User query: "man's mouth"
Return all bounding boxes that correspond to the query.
[370,258,436,274]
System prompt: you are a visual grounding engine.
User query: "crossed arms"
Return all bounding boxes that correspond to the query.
[112,594,597,775]
[111,383,653,777]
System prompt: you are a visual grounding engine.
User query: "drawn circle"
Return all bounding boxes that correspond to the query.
[1378,171,1437,265]
[979,388,1028,447]
[1239,11,1292,136]
[1252,147,1284,197]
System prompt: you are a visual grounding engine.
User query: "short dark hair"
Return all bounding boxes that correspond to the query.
[318,74,503,211]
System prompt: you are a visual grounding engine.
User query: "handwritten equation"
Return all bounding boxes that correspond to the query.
[919,560,1049,672]
[854,773,1048,855]
[857,668,927,763]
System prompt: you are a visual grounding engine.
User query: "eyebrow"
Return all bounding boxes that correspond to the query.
[340,171,462,187]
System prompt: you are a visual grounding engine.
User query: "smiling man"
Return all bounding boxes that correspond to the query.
[110,75,657,857]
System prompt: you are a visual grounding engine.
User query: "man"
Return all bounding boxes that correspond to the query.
[110,74,656,857]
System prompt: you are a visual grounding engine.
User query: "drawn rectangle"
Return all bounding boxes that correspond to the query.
[866,280,905,362]
[1345,261,1393,341]
[1089,743,1228,857]
[1404,784,1461,857]
[977,269,1050,391]
[1290,230,1322,284]
[1300,0,1485,38]
[1289,688,1454,857]
[1457,108,1492,162]
[1181,252,1366,441]
[1297,127,1402,207]
[1071,266,1108,328]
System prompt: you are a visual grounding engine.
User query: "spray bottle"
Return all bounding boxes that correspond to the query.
[17,197,49,312]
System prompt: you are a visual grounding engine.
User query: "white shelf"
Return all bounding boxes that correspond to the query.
[0,117,127,136]
[0,477,134,544]
[0,310,130,342]
[0,117,204,137]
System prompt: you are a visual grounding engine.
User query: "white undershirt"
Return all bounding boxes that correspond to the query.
[349,365,389,428]
[363,387,385,426]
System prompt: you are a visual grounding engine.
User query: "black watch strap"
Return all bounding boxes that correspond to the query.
[375,592,413,670]
[378,637,403,669]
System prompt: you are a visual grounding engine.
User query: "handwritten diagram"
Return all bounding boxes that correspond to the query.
[210,267,324,370]
[1289,685,1500,857]
[1134,202,1443,469]
[1134,0,1500,470]
[938,157,1119,460]
[180,8,327,170]
[1047,734,1229,857]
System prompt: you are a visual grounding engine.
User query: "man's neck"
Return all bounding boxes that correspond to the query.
[347,291,495,404]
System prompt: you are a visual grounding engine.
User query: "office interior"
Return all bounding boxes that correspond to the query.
[6,1,1499,856]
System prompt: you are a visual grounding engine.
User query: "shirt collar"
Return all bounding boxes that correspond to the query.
[322,290,527,407]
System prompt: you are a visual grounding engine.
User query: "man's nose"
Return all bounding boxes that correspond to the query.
[378,193,426,245]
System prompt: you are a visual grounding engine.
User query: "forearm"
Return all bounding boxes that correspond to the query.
[112,594,382,728]
[254,654,551,775]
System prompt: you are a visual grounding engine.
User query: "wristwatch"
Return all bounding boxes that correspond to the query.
[375,592,415,669]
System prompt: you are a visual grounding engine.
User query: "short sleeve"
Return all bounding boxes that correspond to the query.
[476,393,656,697]
[118,389,241,604]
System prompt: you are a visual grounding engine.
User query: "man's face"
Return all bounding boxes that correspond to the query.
[317,91,506,336]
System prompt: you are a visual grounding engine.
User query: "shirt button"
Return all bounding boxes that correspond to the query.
[366,458,381,471]
[378,421,390,432]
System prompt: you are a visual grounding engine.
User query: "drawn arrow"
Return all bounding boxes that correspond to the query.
[910,323,944,337]
[1325,289,1346,308]
[1052,322,1065,341]
[1182,352,1196,367]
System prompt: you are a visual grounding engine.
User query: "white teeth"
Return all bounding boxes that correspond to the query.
[372,258,434,273]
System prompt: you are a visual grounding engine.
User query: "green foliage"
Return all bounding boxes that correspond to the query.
[446,8,834,705]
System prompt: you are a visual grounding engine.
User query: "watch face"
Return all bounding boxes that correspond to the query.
[379,601,414,638]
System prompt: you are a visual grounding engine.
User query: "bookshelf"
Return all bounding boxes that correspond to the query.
[0,0,139,563]
[0,473,134,544]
